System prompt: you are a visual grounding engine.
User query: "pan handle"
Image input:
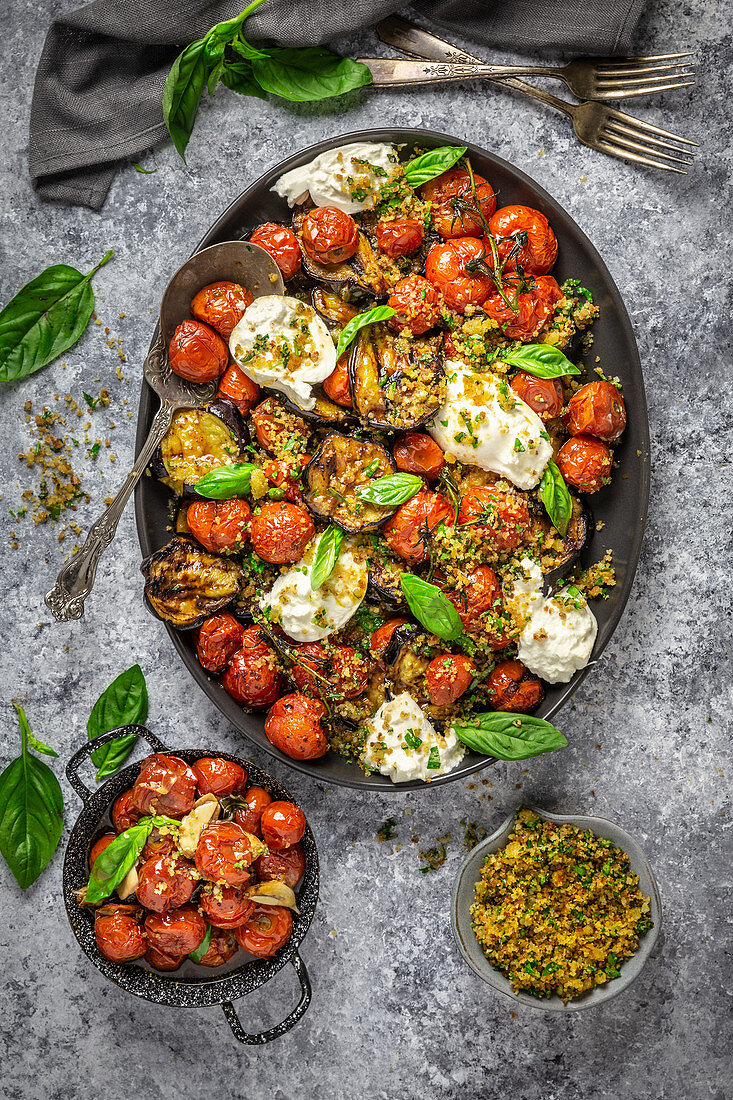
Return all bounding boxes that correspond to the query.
[66,725,166,803]
[221,952,312,1045]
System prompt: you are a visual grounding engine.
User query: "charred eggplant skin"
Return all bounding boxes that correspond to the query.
[368,556,408,607]
[529,494,593,585]
[348,325,446,432]
[141,536,242,629]
[303,432,396,533]
[156,398,247,499]
[310,288,359,329]
[281,392,354,427]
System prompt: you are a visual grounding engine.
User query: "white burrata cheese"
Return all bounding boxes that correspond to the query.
[272,142,398,213]
[429,360,553,490]
[362,693,465,784]
[229,295,335,411]
[260,535,367,643]
[506,557,598,684]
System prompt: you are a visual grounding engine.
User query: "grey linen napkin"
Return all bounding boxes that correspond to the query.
[29,0,647,210]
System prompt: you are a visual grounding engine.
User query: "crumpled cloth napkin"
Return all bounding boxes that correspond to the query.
[29,0,646,210]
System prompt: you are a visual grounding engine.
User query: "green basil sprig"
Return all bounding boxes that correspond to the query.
[87,665,149,781]
[452,713,567,760]
[189,924,213,963]
[540,460,573,537]
[403,145,467,187]
[400,575,463,642]
[196,462,258,499]
[85,815,180,904]
[252,48,372,102]
[310,526,344,590]
[335,305,396,360]
[0,251,114,383]
[502,343,580,378]
[0,703,63,889]
[358,472,423,507]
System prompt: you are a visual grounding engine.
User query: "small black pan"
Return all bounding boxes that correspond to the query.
[63,726,318,1044]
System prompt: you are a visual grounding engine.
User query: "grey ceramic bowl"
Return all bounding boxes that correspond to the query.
[63,725,319,1044]
[451,806,661,1011]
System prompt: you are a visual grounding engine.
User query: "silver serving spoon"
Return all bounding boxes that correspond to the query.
[45,240,284,622]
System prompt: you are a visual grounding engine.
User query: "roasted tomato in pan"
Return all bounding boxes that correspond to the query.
[487,659,544,712]
[250,397,310,455]
[387,275,442,335]
[260,801,306,850]
[89,832,116,869]
[144,905,207,956]
[482,274,562,341]
[194,612,244,674]
[254,843,306,888]
[249,501,315,563]
[446,565,501,632]
[564,380,626,441]
[145,945,185,971]
[421,168,496,239]
[198,927,238,967]
[301,207,359,265]
[131,753,198,818]
[425,654,476,705]
[187,499,252,553]
[141,826,178,861]
[217,362,260,415]
[556,436,613,493]
[250,222,302,279]
[425,238,493,312]
[322,354,352,407]
[376,217,425,258]
[136,853,197,912]
[190,281,253,339]
[235,905,293,959]
[383,489,454,563]
[370,617,408,658]
[393,433,445,479]
[111,789,140,833]
[263,455,310,503]
[489,205,558,274]
[289,642,370,700]
[195,821,265,886]
[265,694,328,760]
[168,320,229,383]
[510,371,564,421]
[193,757,248,797]
[458,487,530,552]
[221,625,283,709]
[95,906,147,963]
[199,883,255,929]
[234,786,272,835]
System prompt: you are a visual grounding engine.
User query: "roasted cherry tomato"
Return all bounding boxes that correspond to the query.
[250,398,293,453]
[193,756,247,797]
[217,362,261,415]
[376,217,425,257]
[168,320,228,383]
[194,612,244,674]
[131,753,198,818]
[94,906,147,963]
[235,905,293,959]
[393,433,445,479]
[187,498,252,553]
[556,435,613,493]
[421,168,497,239]
[383,488,453,563]
[260,801,306,851]
[290,642,370,700]
[145,945,185,971]
[234,786,272,835]
[322,353,352,406]
[425,238,493,312]
[111,788,140,833]
[370,617,409,658]
[564,380,626,441]
[487,659,544,712]
[144,905,207,956]
[190,280,253,339]
[254,842,306,888]
[221,626,283,709]
[446,565,512,647]
[458,487,530,552]
[250,222,302,279]
[250,501,315,564]
[489,205,558,274]
[263,455,310,502]
[89,832,116,869]
[136,853,197,912]
[265,694,328,760]
[199,882,255,929]
[482,275,562,341]
[425,654,476,705]
[387,274,442,336]
[198,927,238,967]
[301,207,359,265]
[141,827,178,861]
[195,821,264,886]
[510,371,564,420]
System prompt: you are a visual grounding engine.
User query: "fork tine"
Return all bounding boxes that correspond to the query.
[606,107,699,146]
[600,127,694,165]
[613,53,693,62]
[605,118,698,156]
[595,80,697,99]
[596,138,688,173]
[597,62,695,78]
[596,70,695,88]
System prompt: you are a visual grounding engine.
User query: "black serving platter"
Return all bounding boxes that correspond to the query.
[134,128,650,791]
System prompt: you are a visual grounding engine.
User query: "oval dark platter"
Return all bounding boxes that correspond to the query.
[135,127,650,791]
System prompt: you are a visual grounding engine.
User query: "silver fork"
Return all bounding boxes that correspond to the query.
[374,16,697,174]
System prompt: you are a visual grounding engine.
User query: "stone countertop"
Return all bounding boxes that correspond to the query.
[1,2,730,1097]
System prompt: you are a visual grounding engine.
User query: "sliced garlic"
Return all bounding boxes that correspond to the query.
[246,879,300,913]
[116,864,139,900]
[178,794,221,856]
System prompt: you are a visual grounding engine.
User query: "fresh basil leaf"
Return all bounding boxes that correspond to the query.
[540,460,573,537]
[452,712,567,761]
[400,575,463,642]
[335,305,396,360]
[403,145,467,187]
[189,923,213,963]
[252,48,372,103]
[87,664,149,781]
[310,526,344,590]
[0,704,63,889]
[163,37,212,162]
[503,343,580,378]
[196,462,258,499]
[221,61,268,98]
[207,58,226,96]
[426,745,441,769]
[358,473,423,507]
[85,819,154,905]
[132,163,157,174]
[231,34,270,61]
[0,251,113,384]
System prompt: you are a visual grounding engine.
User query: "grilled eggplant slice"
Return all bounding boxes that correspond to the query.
[349,325,445,432]
[530,495,593,578]
[384,623,430,697]
[293,208,388,299]
[157,399,246,497]
[368,555,408,607]
[281,391,354,428]
[303,433,396,532]
[310,288,359,330]
[141,536,242,629]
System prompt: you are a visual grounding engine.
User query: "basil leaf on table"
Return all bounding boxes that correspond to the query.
[221,61,268,98]
[358,473,423,507]
[196,462,258,499]
[0,251,114,384]
[87,665,149,781]
[335,305,396,360]
[540,460,573,537]
[452,713,567,761]
[403,145,467,187]
[502,343,580,378]
[85,820,154,905]
[310,526,344,590]
[0,703,64,889]
[252,48,372,102]
[189,924,213,963]
[400,575,463,642]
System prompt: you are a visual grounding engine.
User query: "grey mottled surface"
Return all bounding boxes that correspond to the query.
[1,2,731,1097]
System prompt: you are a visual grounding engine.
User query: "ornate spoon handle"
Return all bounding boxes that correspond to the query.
[44,401,175,622]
